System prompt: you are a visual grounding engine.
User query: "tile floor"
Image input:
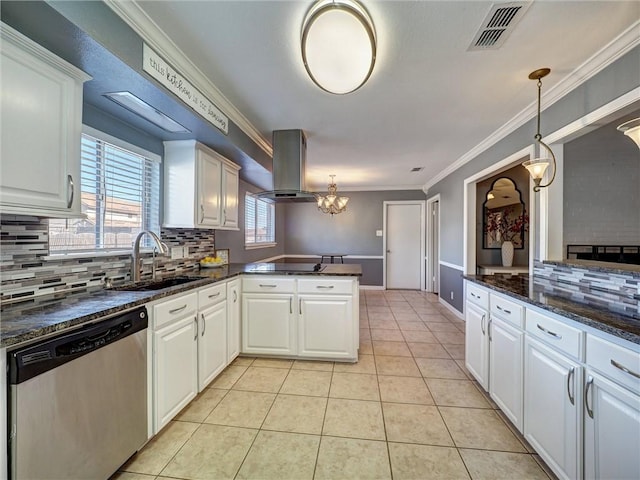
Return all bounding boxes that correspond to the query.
[115,290,557,480]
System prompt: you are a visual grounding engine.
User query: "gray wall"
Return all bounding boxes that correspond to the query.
[214,179,286,264]
[427,46,639,312]
[476,164,530,268]
[563,112,640,253]
[440,265,464,312]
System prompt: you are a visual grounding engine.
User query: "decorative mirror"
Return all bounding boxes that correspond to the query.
[483,177,527,249]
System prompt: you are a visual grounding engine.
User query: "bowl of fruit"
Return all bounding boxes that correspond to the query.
[200,256,226,268]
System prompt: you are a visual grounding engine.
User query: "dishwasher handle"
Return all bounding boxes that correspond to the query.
[8,306,148,385]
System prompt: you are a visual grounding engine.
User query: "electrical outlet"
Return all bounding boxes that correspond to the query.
[375,230,383,237]
[450,291,454,300]
[182,246,190,258]
[170,246,183,260]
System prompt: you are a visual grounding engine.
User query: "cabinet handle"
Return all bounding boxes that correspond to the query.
[223,209,226,225]
[201,313,206,337]
[299,298,302,315]
[200,204,205,223]
[481,313,486,335]
[488,317,492,342]
[193,316,198,341]
[611,359,640,379]
[567,366,575,405]
[208,292,221,298]
[316,285,334,289]
[536,323,562,340]
[260,284,277,288]
[169,304,187,314]
[496,305,511,315]
[585,376,594,418]
[233,290,237,302]
[67,175,75,208]
[290,297,293,314]
[471,292,480,299]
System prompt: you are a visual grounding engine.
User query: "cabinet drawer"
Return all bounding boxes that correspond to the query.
[526,309,583,360]
[490,293,523,328]
[243,276,295,293]
[467,283,489,309]
[298,278,353,295]
[587,334,640,394]
[198,282,227,309]
[153,292,198,330]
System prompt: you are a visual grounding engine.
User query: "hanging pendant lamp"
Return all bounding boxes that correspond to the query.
[317,175,349,216]
[617,118,640,149]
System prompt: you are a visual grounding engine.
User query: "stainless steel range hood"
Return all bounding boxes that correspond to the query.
[255,129,317,202]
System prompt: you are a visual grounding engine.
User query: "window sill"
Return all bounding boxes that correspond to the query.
[43,248,154,261]
[245,243,277,250]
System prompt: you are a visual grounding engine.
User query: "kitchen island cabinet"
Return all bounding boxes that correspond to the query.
[197,283,227,391]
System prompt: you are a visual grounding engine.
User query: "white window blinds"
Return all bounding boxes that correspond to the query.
[245,193,275,246]
[49,131,161,253]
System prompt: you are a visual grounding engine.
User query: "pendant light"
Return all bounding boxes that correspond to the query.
[317,175,349,216]
[301,0,376,94]
[617,118,640,149]
[522,68,556,192]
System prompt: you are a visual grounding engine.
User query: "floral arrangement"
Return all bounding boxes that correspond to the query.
[484,206,529,245]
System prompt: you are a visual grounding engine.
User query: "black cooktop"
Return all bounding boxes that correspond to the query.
[248,263,325,273]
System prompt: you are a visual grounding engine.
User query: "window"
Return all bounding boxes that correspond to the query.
[49,128,161,253]
[245,193,275,247]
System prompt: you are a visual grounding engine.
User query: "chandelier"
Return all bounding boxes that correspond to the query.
[317,175,349,216]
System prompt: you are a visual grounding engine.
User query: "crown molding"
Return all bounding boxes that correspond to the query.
[423,19,640,192]
[103,0,272,157]
[310,184,426,192]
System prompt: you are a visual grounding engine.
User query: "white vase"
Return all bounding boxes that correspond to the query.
[501,241,514,267]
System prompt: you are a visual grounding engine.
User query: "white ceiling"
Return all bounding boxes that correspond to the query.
[134,0,638,191]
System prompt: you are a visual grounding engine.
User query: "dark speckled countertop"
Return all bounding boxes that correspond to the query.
[465,274,640,345]
[1,263,362,350]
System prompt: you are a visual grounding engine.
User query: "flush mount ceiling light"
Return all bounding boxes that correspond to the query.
[104,91,190,133]
[301,0,376,94]
[317,175,349,215]
[522,68,556,192]
[617,118,640,149]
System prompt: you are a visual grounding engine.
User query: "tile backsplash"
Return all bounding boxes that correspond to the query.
[0,214,215,305]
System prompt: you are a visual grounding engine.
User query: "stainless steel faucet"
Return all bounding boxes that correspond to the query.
[131,230,168,282]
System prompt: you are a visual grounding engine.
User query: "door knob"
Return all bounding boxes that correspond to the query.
[387,249,391,253]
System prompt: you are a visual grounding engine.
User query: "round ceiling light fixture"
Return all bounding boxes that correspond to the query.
[301,0,376,95]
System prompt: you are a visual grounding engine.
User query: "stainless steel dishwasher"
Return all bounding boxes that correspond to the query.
[8,306,148,480]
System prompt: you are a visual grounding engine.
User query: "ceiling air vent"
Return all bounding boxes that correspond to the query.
[468,2,530,51]
[410,167,424,173]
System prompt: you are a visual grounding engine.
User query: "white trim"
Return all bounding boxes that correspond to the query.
[462,145,535,276]
[254,254,285,263]
[439,261,464,272]
[286,254,383,260]
[426,194,441,293]
[438,297,464,320]
[423,20,640,192]
[321,184,427,192]
[103,0,272,157]
[244,242,278,250]
[82,125,161,163]
[359,285,385,291]
[383,201,426,291]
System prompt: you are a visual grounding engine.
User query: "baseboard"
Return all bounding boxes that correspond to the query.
[439,297,465,320]
[359,285,385,291]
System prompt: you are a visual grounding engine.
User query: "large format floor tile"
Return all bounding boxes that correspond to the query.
[125,290,554,480]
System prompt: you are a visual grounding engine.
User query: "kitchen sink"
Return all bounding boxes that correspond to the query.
[112,276,203,291]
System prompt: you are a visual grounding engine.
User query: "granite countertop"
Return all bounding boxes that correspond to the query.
[465,274,640,345]
[0,262,362,350]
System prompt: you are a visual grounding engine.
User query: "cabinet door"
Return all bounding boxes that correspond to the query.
[196,148,222,227]
[154,315,198,431]
[524,337,581,480]
[465,301,489,390]
[222,164,239,229]
[227,279,241,362]
[242,294,296,355]
[198,301,227,391]
[489,317,523,432]
[0,29,84,215]
[584,370,640,480]
[299,295,354,360]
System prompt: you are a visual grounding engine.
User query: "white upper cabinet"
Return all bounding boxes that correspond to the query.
[0,24,90,217]
[163,140,240,230]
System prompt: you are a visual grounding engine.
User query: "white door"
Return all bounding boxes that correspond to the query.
[298,295,354,359]
[465,301,489,390]
[242,294,296,355]
[385,202,424,289]
[431,201,439,293]
[198,301,227,391]
[227,279,241,363]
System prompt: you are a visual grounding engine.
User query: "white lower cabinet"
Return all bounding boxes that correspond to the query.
[584,370,640,480]
[198,285,227,391]
[489,317,523,431]
[299,295,353,359]
[227,278,241,362]
[153,293,198,432]
[465,300,489,390]
[242,293,296,355]
[524,336,582,480]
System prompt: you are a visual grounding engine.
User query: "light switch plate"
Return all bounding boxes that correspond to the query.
[171,246,183,260]
[376,230,383,237]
